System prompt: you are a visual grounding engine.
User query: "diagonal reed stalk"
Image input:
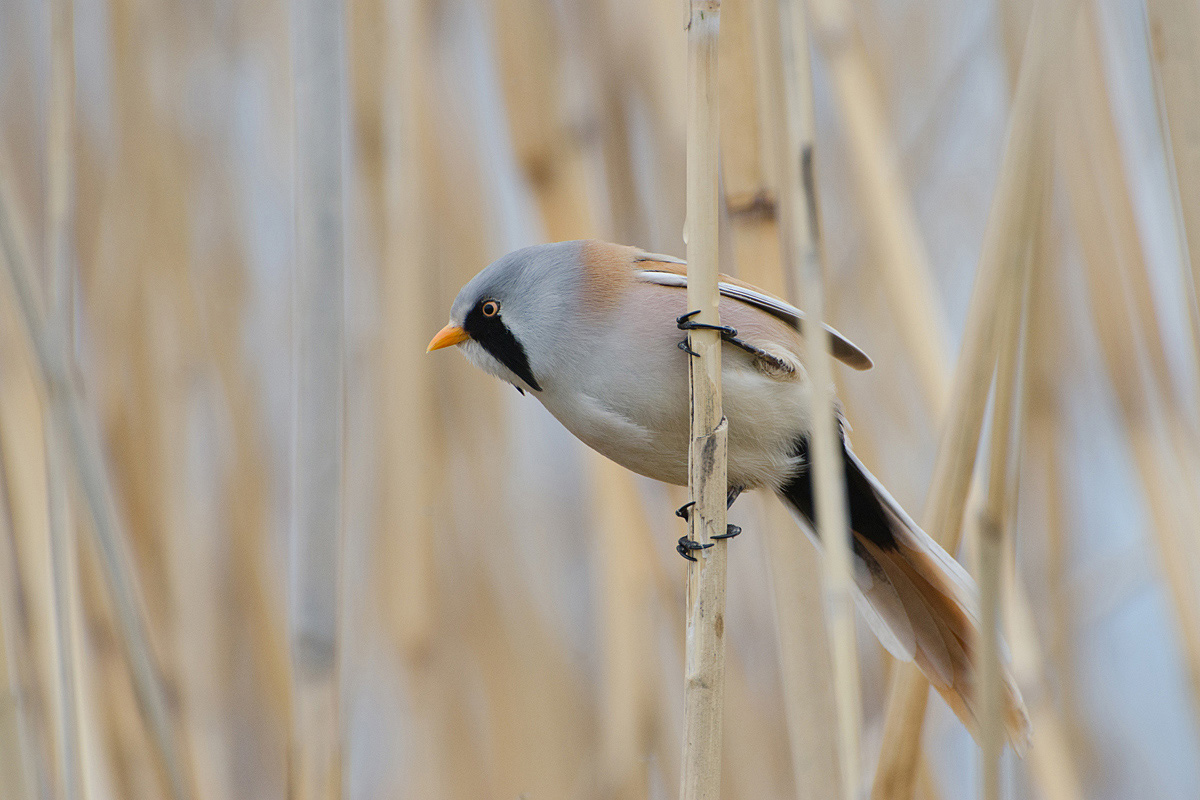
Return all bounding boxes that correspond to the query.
[779,0,862,797]
[679,1,729,798]
[804,0,952,419]
[1143,0,1200,384]
[289,0,347,796]
[871,2,1074,797]
[0,162,193,800]
[721,0,842,791]
[1061,1,1200,723]
[45,0,86,797]
[976,175,1044,800]
[0,440,37,800]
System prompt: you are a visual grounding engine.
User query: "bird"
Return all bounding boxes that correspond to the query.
[427,239,1030,751]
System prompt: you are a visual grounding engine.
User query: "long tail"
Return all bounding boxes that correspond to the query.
[776,435,1031,753]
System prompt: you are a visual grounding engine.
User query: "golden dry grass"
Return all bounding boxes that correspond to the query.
[1,0,1198,798]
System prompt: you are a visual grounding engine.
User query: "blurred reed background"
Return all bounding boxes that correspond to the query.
[1,0,1199,797]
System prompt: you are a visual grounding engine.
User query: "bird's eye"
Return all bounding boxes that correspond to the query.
[481,300,500,317]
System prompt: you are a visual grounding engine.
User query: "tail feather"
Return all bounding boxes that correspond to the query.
[777,436,1032,753]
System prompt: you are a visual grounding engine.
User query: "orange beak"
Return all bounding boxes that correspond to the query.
[427,324,469,352]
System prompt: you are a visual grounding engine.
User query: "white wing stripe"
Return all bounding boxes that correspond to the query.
[634,269,873,370]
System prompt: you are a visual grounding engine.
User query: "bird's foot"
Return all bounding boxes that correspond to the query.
[712,524,742,540]
[677,310,737,357]
[677,535,712,561]
[675,486,744,522]
[675,486,744,559]
[677,310,738,336]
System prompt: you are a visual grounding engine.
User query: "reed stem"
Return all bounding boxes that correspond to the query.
[679,2,729,798]
[289,0,347,794]
[871,2,1071,796]
[779,0,862,797]
[45,0,86,796]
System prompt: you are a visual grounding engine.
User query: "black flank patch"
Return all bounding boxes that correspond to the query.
[778,434,897,551]
[463,303,543,392]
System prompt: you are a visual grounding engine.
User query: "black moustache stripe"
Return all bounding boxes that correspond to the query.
[463,306,543,392]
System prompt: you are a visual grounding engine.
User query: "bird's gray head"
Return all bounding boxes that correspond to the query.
[428,241,587,393]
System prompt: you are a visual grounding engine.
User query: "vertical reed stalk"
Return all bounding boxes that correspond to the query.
[0,156,193,800]
[45,0,85,796]
[977,214,1039,800]
[1061,15,1200,720]
[382,0,436,658]
[722,0,842,791]
[680,2,728,799]
[290,0,346,796]
[1143,0,1200,377]
[871,2,1072,796]
[1003,195,1088,800]
[0,452,37,800]
[779,1,862,796]
[804,0,952,418]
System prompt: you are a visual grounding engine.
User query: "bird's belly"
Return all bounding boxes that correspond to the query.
[538,353,808,490]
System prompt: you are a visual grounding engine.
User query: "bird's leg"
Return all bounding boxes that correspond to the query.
[676,312,792,373]
[677,310,737,357]
[675,485,745,558]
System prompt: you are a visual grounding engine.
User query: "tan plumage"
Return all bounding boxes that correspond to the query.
[430,239,1031,751]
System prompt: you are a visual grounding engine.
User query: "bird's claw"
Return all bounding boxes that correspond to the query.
[676,310,738,337]
[677,310,737,358]
[677,535,713,561]
[677,488,742,558]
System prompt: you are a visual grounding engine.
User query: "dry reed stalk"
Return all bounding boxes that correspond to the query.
[0,160,193,800]
[0,300,56,800]
[762,502,841,797]
[779,1,863,796]
[591,455,659,800]
[871,2,1075,796]
[486,0,675,785]
[1143,0,1200,370]
[720,1,843,791]
[479,0,672,793]
[715,3,849,793]
[1004,505,1085,800]
[976,195,1042,800]
[1070,5,1191,430]
[289,0,348,795]
[188,238,292,738]
[44,0,86,796]
[1060,19,1200,718]
[1023,243,1081,739]
[1008,583,1084,800]
[679,1,729,798]
[997,0,1089,764]
[1075,5,1200,653]
[803,0,952,419]
[381,0,437,660]
[0,437,38,800]
[426,42,598,794]
[492,0,596,241]
[1005,197,1087,800]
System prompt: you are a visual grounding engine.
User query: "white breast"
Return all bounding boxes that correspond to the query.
[533,286,811,490]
